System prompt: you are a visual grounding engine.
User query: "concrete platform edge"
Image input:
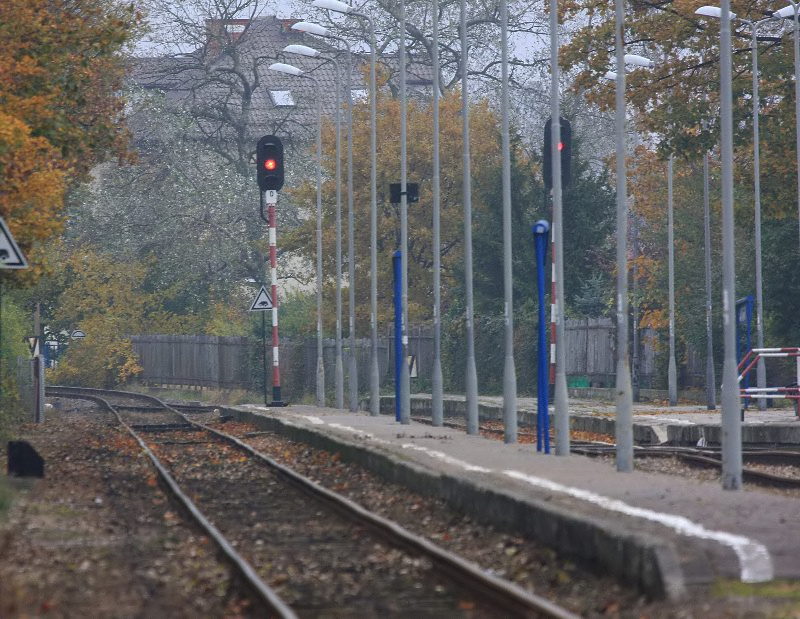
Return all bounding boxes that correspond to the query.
[375,395,800,446]
[227,406,688,601]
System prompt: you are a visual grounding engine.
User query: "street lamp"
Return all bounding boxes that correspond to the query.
[613,0,634,472]
[500,0,517,443]
[698,0,744,490]
[268,61,324,406]
[283,44,345,408]
[549,0,569,454]
[461,0,479,435]
[697,6,775,412]
[775,3,800,249]
[312,0,381,418]
[400,0,411,424]
[431,0,443,426]
[606,50,656,471]
[292,20,358,412]
[623,53,680,407]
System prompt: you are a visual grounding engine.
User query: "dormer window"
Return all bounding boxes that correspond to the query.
[269,90,296,107]
[350,88,368,103]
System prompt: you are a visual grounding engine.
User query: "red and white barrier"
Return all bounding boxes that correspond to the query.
[738,348,800,414]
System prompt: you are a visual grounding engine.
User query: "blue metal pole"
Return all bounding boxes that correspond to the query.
[533,221,551,453]
[393,250,403,422]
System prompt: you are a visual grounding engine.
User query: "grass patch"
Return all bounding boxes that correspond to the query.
[714,578,800,599]
[712,580,800,618]
[0,476,15,518]
[131,385,264,406]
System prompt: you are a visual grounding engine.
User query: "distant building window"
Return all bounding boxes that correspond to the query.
[270,90,296,107]
[350,88,368,103]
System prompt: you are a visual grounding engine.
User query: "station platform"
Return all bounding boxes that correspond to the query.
[224,396,800,601]
[387,393,800,447]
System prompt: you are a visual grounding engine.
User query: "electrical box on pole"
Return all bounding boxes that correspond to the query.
[257,135,284,192]
[389,182,419,204]
[543,117,572,190]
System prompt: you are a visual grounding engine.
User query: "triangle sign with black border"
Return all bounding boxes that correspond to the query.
[0,216,27,269]
[249,286,273,311]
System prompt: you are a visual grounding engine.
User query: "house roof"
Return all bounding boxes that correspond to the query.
[130,15,432,148]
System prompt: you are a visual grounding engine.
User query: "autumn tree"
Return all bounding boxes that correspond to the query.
[281,66,616,393]
[42,244,207,388]
[0,0,139,427]
[563,0,800,379]
[67,93,274,319]
[282,82,503,330]
[0,0,140,268]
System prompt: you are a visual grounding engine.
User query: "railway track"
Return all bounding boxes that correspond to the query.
[410,415,800,490]
[570,442,800,489]
[47,387,576,618]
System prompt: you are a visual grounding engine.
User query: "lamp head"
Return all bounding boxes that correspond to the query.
[695,5,737,19]
[291,21,331,37]
[312,0,353,13]
[624,54,655,68]
[269,62,303,76]
[283,44,321,58]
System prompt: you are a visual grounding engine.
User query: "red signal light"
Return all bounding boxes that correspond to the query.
[558,142,564,152]
[264,159,277,171]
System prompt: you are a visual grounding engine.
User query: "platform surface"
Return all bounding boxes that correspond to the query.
[232,397,800,600]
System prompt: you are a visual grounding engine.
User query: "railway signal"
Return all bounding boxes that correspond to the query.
[543,117,571,190]
[256,135,284,192]
[255,135,286,407]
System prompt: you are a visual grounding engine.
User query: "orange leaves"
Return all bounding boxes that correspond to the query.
[0,111,65,280]
[286,84,509,329]
[0,0,140,280]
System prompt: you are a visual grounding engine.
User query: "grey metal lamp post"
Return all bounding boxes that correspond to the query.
[312,0,381,418]
[461,0,479,435]
[703,149,717,410]
[605,50,655,471]
[549,0,569,454]
[667,153,677,406]
[613,0,634,472]
[717,0,744,490]
[500,0,517,443]
[696,6,776,411]
[399,0,411,424]
[613,54,681,408]
[292,20,358,412]
[431,0,443,426]
[776,2,800,247]
[283,44,345,409]
[268,61,323,406]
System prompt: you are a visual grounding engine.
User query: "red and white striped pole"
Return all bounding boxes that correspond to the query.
[265,189,285,406]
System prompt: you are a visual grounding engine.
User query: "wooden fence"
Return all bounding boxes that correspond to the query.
[132,335,251,390]
[131,321,703,396]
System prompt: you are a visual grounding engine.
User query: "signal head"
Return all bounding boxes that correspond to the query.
[256,135,284,191]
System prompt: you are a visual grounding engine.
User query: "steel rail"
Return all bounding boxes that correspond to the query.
[49,387,578,619]
[47,387,298,619]
[570,443,800,489]
[187,416,578,619]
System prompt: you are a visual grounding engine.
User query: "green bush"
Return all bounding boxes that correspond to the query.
[0,298,32,441]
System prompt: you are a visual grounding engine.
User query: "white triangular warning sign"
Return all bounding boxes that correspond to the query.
[248,286,273,311]
[0,216,27,269]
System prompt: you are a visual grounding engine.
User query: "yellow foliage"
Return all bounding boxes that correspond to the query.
[0,112,65,280]
[0,0,139,281]
[286,79,505,333]
[46,245,194,387]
